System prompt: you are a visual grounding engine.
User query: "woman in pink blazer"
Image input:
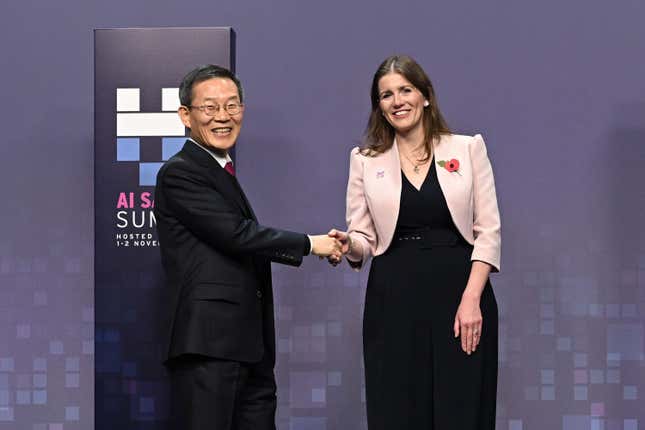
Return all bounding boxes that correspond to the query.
[331,55,501,429]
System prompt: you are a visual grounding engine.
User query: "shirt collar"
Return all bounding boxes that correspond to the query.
[188,138,232,169]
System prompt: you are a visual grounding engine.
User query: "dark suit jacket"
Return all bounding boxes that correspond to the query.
[154,141,307,365]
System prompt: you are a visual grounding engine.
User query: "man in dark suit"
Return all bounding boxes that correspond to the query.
[154,64,341,430]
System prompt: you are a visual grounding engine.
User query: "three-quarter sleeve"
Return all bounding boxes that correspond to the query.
[345,147,378,270]
[469,134,501,272]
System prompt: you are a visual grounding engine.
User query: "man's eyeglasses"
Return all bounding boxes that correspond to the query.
[189,102,243,116]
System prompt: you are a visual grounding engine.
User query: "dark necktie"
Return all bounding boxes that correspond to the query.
[224,161,235,177]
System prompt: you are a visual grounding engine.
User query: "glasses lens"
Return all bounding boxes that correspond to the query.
[194,104,241,116]
[226,104,240,115]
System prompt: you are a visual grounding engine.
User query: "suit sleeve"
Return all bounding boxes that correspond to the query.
[345,147,378,270]
[469,134,501,272]
[159,161,307,266]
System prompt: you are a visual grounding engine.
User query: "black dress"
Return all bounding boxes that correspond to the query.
[363,160,498,429]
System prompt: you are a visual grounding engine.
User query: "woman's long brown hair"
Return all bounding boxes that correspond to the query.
[362,55,451,160]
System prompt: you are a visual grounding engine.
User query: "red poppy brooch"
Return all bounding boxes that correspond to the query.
[437,159,461,175]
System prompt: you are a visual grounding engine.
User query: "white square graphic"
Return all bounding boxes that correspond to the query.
[116,113,185,137]
[162,88,180,111]
[116,88,140,112]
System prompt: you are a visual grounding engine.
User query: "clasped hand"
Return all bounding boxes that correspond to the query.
[310,229,351,266]
[309,233,344,261]
[322,229,351,266]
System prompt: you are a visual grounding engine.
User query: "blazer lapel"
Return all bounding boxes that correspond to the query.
[433,136,467,226]
[363,142,401,250]
[390,140,403,209]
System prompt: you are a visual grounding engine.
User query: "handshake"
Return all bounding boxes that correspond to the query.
[309,229,351,266]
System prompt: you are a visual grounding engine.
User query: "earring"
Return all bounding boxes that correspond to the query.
[423,100,430,107]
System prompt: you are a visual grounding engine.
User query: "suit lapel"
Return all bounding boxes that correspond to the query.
[227,174,257,221]
[213,167,256,220]
[180,141,253,219]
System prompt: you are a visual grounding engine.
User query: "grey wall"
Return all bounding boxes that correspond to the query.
[1,0,644,428]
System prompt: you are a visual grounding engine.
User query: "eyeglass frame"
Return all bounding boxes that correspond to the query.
[187,101,244,116]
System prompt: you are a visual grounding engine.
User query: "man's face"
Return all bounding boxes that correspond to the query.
[179,77,244,153]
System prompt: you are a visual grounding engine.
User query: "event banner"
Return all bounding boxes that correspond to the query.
[94,28,234,429]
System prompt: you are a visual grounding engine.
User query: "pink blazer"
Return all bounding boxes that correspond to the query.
[345,133,501,271]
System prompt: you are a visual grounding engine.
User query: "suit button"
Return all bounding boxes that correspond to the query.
[256,290,263,299]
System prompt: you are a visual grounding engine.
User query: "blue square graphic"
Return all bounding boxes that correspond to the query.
[590,418,604,430]
[33,358,46,372]
[327,371,342,386]
[116,138,140,161]
[65,373,80,388]
[162,137,186,160]
[0,406,13,421]
[574,353,587,368]
[541,369,555,385]
[563,415,590,429]
[49,340,64,355]
[139,397,155,413]
[32,374,46,388]
[32,390,46,404]
[590,369,604,384]
[290,417,327,430]
[0,358,14,372]
[16,390,30,405]
[624,419,638,430]
[541,386,555,400]
[139,163,164,186]
[624,385,637,400]
[65,357,79,372]
[557,337,572,351]
[65,406,80,421]
[509,420,523,430]
[574,385,588,400]
[608,323,643,360]
[0,390,9,405]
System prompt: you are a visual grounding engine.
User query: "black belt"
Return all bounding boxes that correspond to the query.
[391,228,464,249]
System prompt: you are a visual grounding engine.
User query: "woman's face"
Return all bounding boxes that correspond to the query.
[377,72,427,137]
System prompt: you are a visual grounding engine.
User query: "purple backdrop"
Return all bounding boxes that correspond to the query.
[1,0,644,429]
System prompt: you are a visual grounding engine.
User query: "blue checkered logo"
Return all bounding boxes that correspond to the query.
[115,88,187,186]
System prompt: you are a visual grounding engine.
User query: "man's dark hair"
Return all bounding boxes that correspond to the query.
[178,64,244,106]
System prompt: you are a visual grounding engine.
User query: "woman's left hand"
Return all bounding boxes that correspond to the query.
[453,294,483,355]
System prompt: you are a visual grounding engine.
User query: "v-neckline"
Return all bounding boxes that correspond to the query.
[401,157,434,192]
